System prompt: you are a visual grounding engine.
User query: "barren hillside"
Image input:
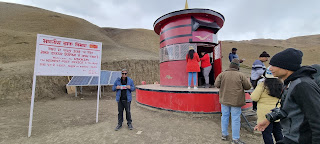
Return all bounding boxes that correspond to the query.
[0,2,159,101]
[103,28,159,54]
[235,35,320,67]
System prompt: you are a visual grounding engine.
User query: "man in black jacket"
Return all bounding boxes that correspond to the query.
[254,48,320,144]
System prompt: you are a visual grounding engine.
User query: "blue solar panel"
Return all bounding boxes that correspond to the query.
[68,70,121,86]
[109,71,121,85]
[102,71,112,85]
[68,76,92,86]
[89,71,111,85]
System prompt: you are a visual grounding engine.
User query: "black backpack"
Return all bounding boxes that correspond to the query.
[311,64,320,87]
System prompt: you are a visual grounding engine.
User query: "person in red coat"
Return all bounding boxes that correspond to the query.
[200,52,212,88]
[186,46,200,89]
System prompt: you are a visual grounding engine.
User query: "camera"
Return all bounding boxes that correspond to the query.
[265,108,287,122]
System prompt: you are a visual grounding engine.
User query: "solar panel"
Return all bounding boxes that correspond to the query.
[109,71,121,85]
[68,70,121,86]
[101,71,111,85]
[89,71,111,85]
[67,76,92,86]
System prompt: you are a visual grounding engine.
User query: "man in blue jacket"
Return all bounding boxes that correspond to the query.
[229,48,239,62]
[254,48,320,144]
[229,48,244,63]
[112,69,135,131]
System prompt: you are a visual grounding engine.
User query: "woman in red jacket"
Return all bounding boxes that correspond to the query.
[186,46,200,89]
[200,52,212,88]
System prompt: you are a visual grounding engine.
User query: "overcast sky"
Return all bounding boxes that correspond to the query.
[2,0,320,41]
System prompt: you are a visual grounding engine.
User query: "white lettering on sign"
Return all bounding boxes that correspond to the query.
[34,34,102,76]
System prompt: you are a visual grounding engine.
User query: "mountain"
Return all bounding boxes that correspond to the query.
[223,35,320,69]
[0,2,159,101]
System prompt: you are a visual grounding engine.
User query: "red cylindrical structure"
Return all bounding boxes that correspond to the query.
[136,8,252,113]
[154,9,225,87]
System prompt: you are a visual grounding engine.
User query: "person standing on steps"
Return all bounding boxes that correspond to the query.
[200,51,212,88]
[186,46,200,90]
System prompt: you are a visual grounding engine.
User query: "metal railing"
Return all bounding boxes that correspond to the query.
[160,43,197,63]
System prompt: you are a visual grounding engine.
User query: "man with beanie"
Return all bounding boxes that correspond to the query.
[250,51,270,111]
[215,59,252,144]
[254,48,320,144]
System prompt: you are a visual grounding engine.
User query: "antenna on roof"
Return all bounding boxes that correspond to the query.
[185,0,189,9]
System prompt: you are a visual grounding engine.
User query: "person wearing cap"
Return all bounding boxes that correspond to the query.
[214,59,252,144]
[228,48,244,63]
[186,46,200,89]
[112,69,135,131]
[254,48,320,144]
[250,66,283,144]
[250,51,270,111]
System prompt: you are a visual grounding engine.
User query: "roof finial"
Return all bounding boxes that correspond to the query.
[185,0,189,9]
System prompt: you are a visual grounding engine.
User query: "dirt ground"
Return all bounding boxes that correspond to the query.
[0,91,263,144]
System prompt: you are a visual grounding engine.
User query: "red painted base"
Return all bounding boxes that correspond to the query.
[136,84,252,113]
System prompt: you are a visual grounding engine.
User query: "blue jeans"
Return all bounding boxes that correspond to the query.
[188,72,197,87]
[221,104,241,140]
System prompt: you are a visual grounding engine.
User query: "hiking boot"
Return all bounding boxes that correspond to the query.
[221,135,228,141]
[231,139,245,144]
[115,125,122,131]
[128,124,133,130]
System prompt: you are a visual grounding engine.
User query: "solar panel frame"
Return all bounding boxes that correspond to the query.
[101,71,111,85]
[67,70,121,86]
[67,76,92,86]
[89,71,111,86]
[109,71,121,85]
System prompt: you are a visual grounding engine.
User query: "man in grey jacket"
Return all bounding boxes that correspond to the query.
[255,48,320,144]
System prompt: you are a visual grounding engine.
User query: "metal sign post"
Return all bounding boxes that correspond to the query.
[28,74,37,137]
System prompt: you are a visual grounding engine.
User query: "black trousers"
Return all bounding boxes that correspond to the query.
[250,78,258,110]
[262,122,283,144]
[117,100,132,125]
[252,101,257,110]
